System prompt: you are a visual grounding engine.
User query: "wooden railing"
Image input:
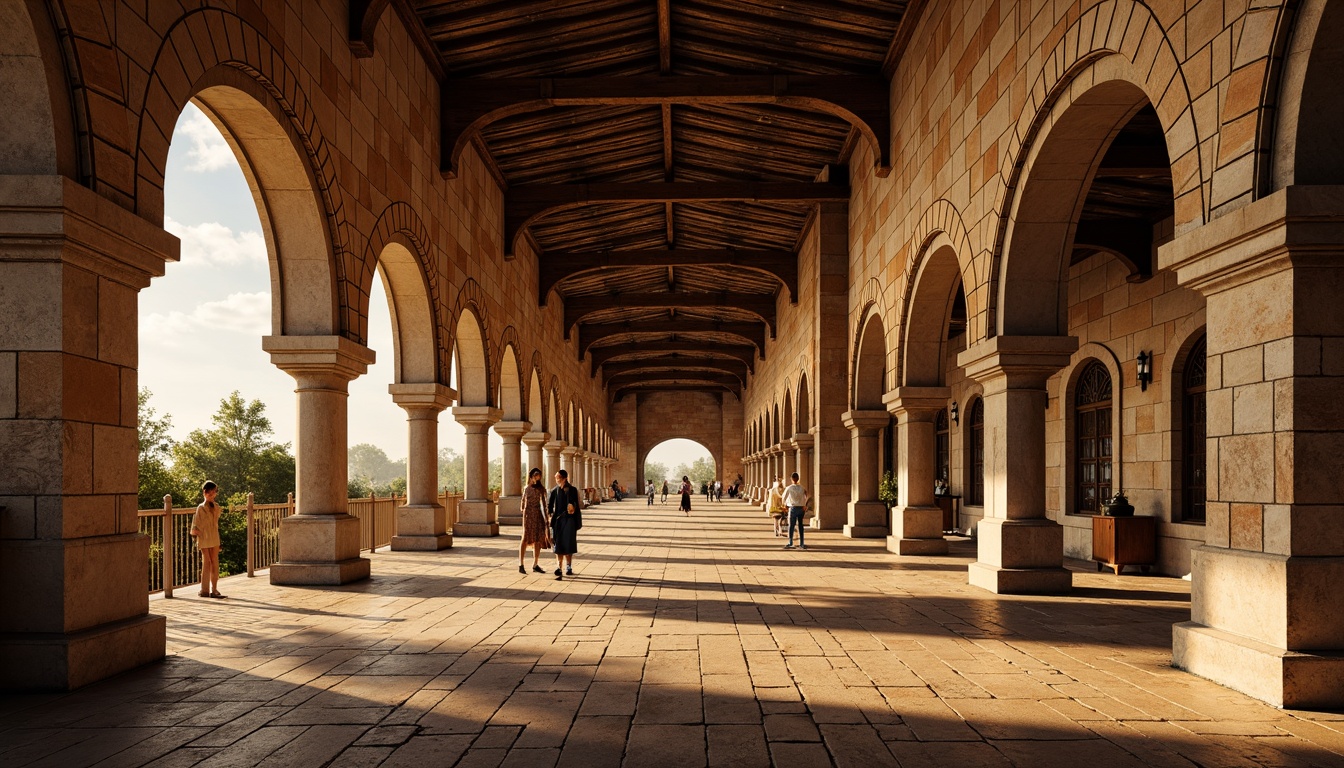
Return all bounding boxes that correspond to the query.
[139,490,465,595]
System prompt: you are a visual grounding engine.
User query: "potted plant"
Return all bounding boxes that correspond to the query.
[1101,490,1134,516]
[878,470,899,511]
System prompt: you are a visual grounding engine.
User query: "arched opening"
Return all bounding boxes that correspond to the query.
[1072,360,1115,515]
[454,307,490,407]
[0,1,75,177]
[377,241,438,385]
[643,439,718,505]
[902,244,966,388]
[847,311,892,538]
[782,390,794,442]
[528,366,544,433]
[853,312,887,410]
[797,375,811,433]
[1284,0,1344,184]
[498,344,523,420]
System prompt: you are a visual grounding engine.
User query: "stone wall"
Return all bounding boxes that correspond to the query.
[609,390,744,491]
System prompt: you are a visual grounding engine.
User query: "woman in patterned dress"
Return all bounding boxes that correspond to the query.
[518,467,550,574]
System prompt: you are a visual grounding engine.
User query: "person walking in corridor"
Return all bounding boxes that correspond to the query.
[767,477,786,537]
[549,469,582,580]
[782,472,810,550]
[679,475,693,515]
[661,480,669,505]
[518,468,550,574]
[646,480,655,506]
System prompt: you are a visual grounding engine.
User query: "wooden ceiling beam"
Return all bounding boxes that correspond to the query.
[881,0,929,79]
[564,292,776,340]
[599,356,750,382]
[578,319,767,357]
[506,178,848,256]
[441,75,889,179]
[612,384,737,403]
[588,341,757,369]
[606,371,743,395]
[539,248,796,306]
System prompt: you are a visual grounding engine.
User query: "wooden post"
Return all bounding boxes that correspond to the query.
[369,490,376,553]
[162,495,174,598]
[246,492,255,577]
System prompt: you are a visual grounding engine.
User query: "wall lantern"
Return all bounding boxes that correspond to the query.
[1137,351,1152,391]
[950,400,959,425]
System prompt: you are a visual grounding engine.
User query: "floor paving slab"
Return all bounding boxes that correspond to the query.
[3,500,1344,767]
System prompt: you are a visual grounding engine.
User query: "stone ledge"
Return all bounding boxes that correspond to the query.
[968,562,1072,594]
[1173,621,1344,710]
[269,557,371,586]
[0,613,165,690]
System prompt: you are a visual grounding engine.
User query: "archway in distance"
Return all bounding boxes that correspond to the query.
[641,439,718,501]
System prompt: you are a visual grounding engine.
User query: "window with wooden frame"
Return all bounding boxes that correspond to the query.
[967,398,984,506]
[935,408,951,486]
[1075,361,1113,514]
[1182,336,1207,523]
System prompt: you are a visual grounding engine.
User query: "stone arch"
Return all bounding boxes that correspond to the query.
[796,373,811,433]
[782,387,794,440]
[903,200,983,342]
[365,204,443,384]
[988,4,1203,337]
[639,438,720,490]
[852,307,889,410]
[900,237,968,387]
[134,8,349,338]
[454,303,491,407]
[567,400,577,445]
[549,380,561,439]
[528,353,545,430]
[1271,0,1344,188]
[1165,313,1209,523]
[1061,344,1126,516]
[0,1,77,178]
[497,338,523,421]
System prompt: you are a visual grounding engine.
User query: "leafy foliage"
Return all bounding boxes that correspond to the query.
[671,456,716,488]
[878,470,900,508]
[643,460,668,484]
[348,443,409,496]
[137,388,194,508]
[170,391,295,505]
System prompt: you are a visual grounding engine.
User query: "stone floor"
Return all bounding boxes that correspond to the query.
[3,500,1344,768]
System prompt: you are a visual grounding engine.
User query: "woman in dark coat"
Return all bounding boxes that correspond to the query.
[549,468,582,580]
[679,475,693,515]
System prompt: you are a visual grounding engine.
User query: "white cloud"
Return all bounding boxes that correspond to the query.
[143,291,271,348]
[176,108,236,173]
[164,216,267,268]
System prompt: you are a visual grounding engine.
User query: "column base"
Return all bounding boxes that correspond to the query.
[270,514,369,586]
[888,505,948,555]
[844,500,888,538]
[1173,622,1344,709]
[0,613,166,691]
[390,534,453,551]
[968,562,1072,594]
[455,500,499,537]
[497,495,523,526]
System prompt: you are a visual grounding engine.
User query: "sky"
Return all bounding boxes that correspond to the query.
[142,103,709,470]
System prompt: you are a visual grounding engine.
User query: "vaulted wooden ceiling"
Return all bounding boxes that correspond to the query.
[353,0,916,402]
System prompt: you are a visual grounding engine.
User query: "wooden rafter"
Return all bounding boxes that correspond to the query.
[600,356,749,383]
[578,319,767,357]
[612,384,737,403]
[442,75,890,179]
[589,342,756,374]
[538,248,796,306]
[563,292,777,339]
[507,178,848,255]
[607,370,743,394]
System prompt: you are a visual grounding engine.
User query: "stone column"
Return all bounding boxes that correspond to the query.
[0,177,173,689]
[523,431,549,481]
[812,202,853,530]
[885,388,951,555]
[792,433,815,524]
[493,420,530,526]
[545,440,566,484]
[388,383,456,551]
[452,406,502,536]
[1164,186,1344,709]
[958,335,1077,594]
[781,442,796,485]
[841,410,890,537]
[265,336,376,585]
[561,446,581,487]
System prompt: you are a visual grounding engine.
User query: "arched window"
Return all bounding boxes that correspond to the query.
[967,398,984,506]
[1075,361,1113,514]
[1182,336,1207,523]
[935,408,951,486]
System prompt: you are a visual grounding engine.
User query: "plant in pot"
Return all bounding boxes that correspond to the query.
[1101,490,1134,516]
[878,470,900,511]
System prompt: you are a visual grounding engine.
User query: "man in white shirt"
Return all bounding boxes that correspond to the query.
[781,472,810,550]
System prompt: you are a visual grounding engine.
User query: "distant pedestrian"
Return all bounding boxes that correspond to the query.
[190,481,225,599]
[679,475,693,515]
[782,472,810,550]
[714,480,723,501]
[646,480,655,505]
[549,469,582,580]
[518,468,550,574]
[767,478,786,537]
[702,481,711,502]
[661,480,669,504]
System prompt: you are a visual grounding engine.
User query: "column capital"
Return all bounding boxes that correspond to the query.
[841,409,889,431]
[790,433,814,449]
[545,440,568,452]
[1160,185,1344,295]
[522,431,551,448]
[561,446,583,457]
[956,335,1077,390]
[263,335,376,383]
[452,405,502,428]
[388,383,457,411]
[493,420,532,440]
[883,386,951,419]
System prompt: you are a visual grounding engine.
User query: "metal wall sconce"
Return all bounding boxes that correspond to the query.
[1137,351,1152,391]
[950,400,959,425]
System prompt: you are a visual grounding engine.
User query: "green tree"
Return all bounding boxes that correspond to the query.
[643,460,668,484]
[674,456,716,488]
[348,443,407,487]
[137,388,193,508]
[171,391,295,504]
[438,447,465,493]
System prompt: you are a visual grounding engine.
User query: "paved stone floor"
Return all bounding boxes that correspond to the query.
[3,500,1344,768]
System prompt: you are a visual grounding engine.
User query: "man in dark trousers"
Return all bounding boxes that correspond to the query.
[549,469,582,580]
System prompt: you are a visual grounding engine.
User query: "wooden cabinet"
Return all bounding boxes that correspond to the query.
[1091,515,1156,575]
[934,495,960,532]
